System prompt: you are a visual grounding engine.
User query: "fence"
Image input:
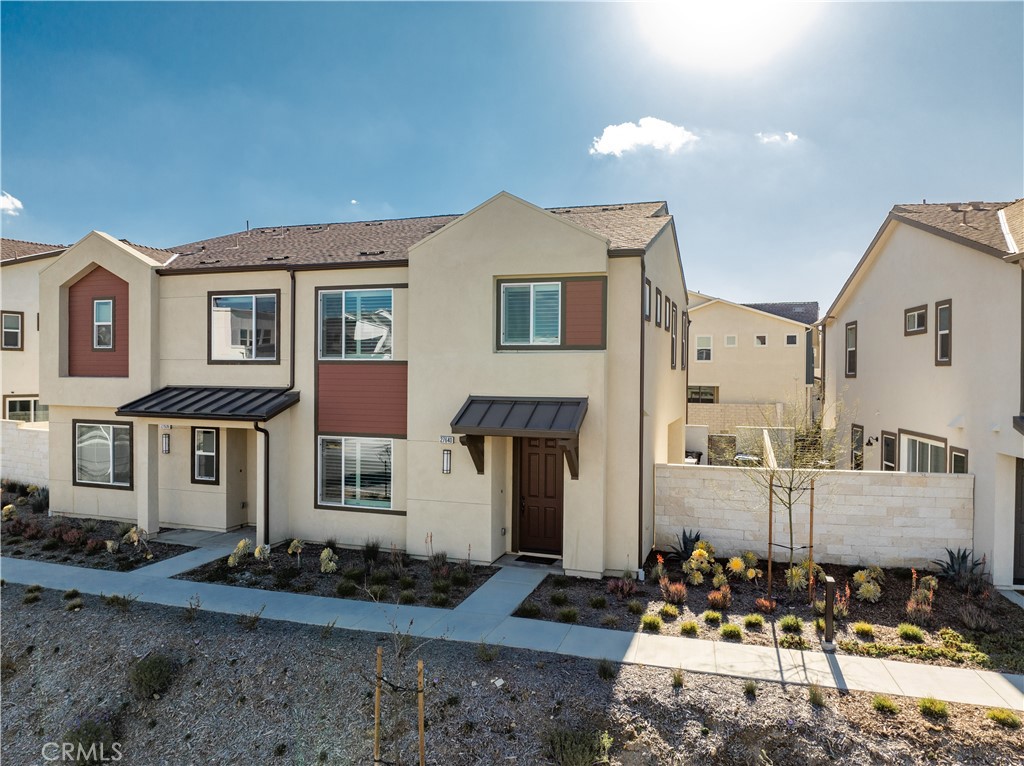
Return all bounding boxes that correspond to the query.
[1,420,49,486]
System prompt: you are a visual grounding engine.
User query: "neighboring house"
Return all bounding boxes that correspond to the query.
[822,199,1024,586]
[37,192,687,577]
[1,238,67,423]
[685,291,818,443]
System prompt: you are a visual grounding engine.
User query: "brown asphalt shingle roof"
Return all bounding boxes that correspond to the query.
[742,301,819,325]
[166,201,671,272]
[116,240,179,265]
[891,201,1020,256]
[1,238,66,262]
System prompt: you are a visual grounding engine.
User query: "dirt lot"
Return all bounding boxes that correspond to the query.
[1,584,1020,766]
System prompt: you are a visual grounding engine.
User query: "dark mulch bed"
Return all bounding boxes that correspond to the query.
[175,539,498,609]
[514,550,1024,674]
[1,497,179,572]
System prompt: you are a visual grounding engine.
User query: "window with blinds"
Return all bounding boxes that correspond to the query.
[319,288,393,360]
[319,436,392,509]
[500,282,561,346]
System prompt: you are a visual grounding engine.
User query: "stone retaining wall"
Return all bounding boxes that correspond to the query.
[1,420,49,487]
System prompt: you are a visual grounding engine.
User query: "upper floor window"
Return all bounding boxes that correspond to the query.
[643,279,652,321]
[903,433,946,473]
[93,300,113,349]
[724,335,737,348]
[695,335,712,362]
[500,282,560,346]
[664,295,671,333]
[5,397,48,422]
[1,311,23,350]
[209,292,278,362]
[320,288,393,360]
[670,302,678,369]
[74,421,132,488]
[844,321,857,377]
[904,305,927,336]
[754,335,767,347]
[786,334,798,345]
[935,300,951,365]
[687,385,718,403]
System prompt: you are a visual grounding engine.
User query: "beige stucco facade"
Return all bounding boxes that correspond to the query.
[823,220,1024,586]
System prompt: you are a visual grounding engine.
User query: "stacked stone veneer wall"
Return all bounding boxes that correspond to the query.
[655,464,974,569]
[687,403,784,435]
[1,420,49,487]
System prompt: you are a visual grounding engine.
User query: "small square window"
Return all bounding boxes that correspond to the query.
[754,335,767,347]
[785,334,797,345]
[904,305,927,336]
[724,335,737,347]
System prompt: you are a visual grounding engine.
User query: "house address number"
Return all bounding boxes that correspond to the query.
[439,436,455,444]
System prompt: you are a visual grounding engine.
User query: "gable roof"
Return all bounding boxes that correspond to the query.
[116,240,179,265]
[742,301,819,325]
[163,201,671,273]
[1,238,66,263]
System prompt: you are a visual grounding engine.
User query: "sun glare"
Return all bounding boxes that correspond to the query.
[633,2,822,74]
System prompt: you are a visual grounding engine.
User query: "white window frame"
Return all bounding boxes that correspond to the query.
[499,282,561,346]
[905,306,927,335]
[724,335,737,348]
[318,435,393,510]
[754,335,767,347]
[935,300,952,365]
[950,447,968,474]
[4,397,47,422]
[902,433,947,474]
[193,427,219,484]
[1,311,23,350]
[880,432,897,471]
[93,299,113,350]
[851,424,864,470]
[74,422,132,487]
[643,279,652,322]
[785,334,798,345]
[695,335,712,362]
[318,288,394,360]
[845,321,857,377]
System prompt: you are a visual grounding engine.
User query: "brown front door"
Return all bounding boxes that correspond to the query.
[517,437,564,555]
[1014,458,1024,583]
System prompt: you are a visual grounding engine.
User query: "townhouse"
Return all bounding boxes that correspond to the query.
[36,192,687,577]
[823,200,1024,586]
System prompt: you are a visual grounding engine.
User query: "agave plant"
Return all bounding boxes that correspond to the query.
[667,529,701,562]
[931,547,982,579]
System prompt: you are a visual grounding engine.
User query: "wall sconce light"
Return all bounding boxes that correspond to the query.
[442,449,452,474]
[865,436,877,447]
[161,432,171,454]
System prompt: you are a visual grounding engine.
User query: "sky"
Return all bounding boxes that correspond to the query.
[1,1,1021,310]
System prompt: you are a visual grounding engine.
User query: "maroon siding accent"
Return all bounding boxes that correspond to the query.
[317,362,407,436]
[564,279,604,348]
[68,266,129,377]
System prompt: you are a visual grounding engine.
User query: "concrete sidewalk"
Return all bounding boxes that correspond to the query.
[2,554,1021,711]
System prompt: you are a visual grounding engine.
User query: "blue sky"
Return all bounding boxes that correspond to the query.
[2,2,1021,309]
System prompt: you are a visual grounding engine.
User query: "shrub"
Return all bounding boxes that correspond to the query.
[361,538,381,565]
[545,726,613,766]
[754,598,776,614]
[726,556,746,579]
[514,601,541,618]
[84,538,105,555]
[101,593,137,611]
[931,547,982,584]
[785,566,808,592]
[41,539,60,551]
[589,595,607,609]
[641,614,662,632]
[183,595,202,623]
[429,593,450,607]
[600,614,620,628]
[322,537,338,554]
[659,604,678,620]
[476,643,499,663]
[808,684,826,708]
[607,577,638,600]
[367,584,389,601]
[918,697,949,720]
[780,634,809,650]
[427,550,449,576]
[958,603,998,633]
[711,573,728,589]
[779,615,803,634]
[680,620,699,636]
[451,569,471,587]
[659,577,687,605]
[557,608,579,624]
[552,575,571,589]
[668,529,701,562]
[398,575,416,590]
[671,668,684,688]
[398,590,416,605]
[597,658,617,680]
[342,566,365,581]
[814,617,826,633]
[318,547,338,574]
[23,592,40,605]
[706,585,732,610]
[335,580,357,597]
[743,614,764,630]
[369,570,390,586]
[872,695,899,714]
[63,589,81,600]
[432,578,451,594]
[237,606,265,631]
[22,522,42,540]
[129,654,178,699]
[853,622,874,639]
[856,581,882,603]
[550,591,569,607]
[986,708,1021,729]
[743,680,757,697]
[701,610,722,625]
[29,489,49,514]
[115,522,134,538]
[720,624,742,641]
[626,599,644,616]
[897,623,924,643]
[62,713,118,765]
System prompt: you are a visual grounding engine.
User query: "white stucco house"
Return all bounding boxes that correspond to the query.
[822,199,1024,586]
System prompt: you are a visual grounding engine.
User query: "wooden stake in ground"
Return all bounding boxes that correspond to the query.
[417,659,426,766]
[374,646,382,765]
[767,480,774,601]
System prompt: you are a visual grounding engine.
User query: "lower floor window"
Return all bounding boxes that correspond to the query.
[75,422,132,487]
[903,434,946,473]
[5,397,48,422]
[192,427,219,484]
[851,424,864,471]
[319,436,392,509]
[687,385,718,404]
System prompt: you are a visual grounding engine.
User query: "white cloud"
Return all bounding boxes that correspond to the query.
[1,191,24,216]
[350,199,359,205]
[590,117,699,157]
[756,131,799,145]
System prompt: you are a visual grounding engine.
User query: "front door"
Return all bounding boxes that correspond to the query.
[1014,458,1024,583]
[517,437,564,555]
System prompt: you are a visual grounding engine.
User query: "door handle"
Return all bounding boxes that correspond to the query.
[519,497,526,516]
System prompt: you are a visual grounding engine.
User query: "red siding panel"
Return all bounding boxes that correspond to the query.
[564,279,605,348]
[68,266,129,377]
[318,363,407,436]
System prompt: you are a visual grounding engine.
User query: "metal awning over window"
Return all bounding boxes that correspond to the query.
[116,386,299,422]
[450,396,587,478]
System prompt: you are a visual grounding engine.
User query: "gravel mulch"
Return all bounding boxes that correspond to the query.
[1,584,1021,765]
[175,541,498,609]
[514,556,1024,674]
[1,504,180,572]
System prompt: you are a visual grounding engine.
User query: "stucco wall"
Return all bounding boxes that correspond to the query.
[1,255,59,400]
[687,402,785,436]
[0,420,49,486]
[655,463,974,569]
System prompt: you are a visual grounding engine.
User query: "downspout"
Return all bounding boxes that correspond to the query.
[637,259,646,573]
[254,269,298,546]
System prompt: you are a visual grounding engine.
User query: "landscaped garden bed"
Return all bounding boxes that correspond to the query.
[175,536,498,609]
[1,481,179,571]
[513,537,1024,674]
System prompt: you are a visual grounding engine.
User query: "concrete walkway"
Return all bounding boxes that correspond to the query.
[2,554,1021,711]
